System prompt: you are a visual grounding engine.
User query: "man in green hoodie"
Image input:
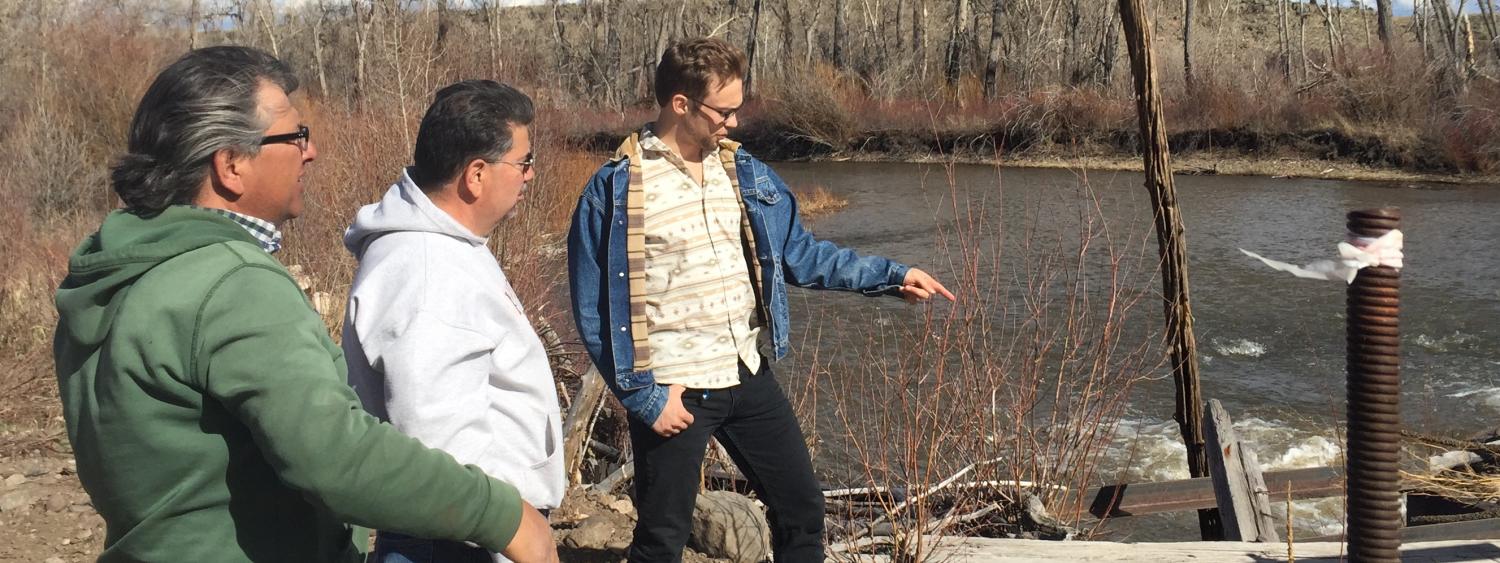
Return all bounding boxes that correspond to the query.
[52,46,557,563]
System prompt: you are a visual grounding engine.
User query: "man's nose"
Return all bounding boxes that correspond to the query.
[304,140,319,161]
[725,114,738,130]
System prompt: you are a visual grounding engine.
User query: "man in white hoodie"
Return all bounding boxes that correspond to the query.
[342,80,563,563]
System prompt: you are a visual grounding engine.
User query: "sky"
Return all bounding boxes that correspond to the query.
[1340,0,1487,16]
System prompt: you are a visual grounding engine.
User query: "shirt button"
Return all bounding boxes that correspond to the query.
[620,326,627,332]
[618,272,625,277]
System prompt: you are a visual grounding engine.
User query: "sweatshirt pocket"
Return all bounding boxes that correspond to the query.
[529,410,561,470]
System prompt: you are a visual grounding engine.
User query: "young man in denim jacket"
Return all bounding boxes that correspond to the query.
[567,38,953,562]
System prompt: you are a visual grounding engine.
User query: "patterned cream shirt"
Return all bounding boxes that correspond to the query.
[638,128,762,389]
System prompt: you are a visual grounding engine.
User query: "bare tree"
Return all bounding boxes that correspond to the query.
[1067,0,1082,83]
[351,0,377,107]
[250,0,281,57]
[313,0,330,97]
[1315,0,1340,71]
[746,0,763,96]
[914,0,928,80]
[833,0,846,69]
[189,0,200,49]
[433,0,449,58]
[1477,0,1500,63]
[1183,0,1194,89]
[776,0,794,76]
[1374,0,1394,57]
[1094,1,1120,86]
[1279,0,1292,80]
[983,0,1005,98]
[944,0,972,87]
[478,0,504,77]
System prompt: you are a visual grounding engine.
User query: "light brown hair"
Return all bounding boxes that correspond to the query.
[654,37,747,106]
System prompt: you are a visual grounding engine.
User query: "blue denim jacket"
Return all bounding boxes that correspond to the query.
[567,138,910,424]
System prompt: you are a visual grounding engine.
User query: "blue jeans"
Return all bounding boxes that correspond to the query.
[369,532,491,563]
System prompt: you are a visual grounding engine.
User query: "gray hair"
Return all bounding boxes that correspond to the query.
[111,46,299,214]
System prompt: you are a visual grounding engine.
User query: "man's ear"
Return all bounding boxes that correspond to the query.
[211,149,249,198]
[670,94,691,117]
[457,159,486,202]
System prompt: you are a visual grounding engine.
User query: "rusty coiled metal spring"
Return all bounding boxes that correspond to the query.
[1345,208,1402,562]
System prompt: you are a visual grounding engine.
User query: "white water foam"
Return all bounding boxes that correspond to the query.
[1446,386,1500,410]
[1412,331,1480,353]
[1209,338,1267,358]
[1105,416,1347,537]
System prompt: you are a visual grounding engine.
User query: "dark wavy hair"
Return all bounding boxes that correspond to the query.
[409,80,535,190]
[111,46,298,214]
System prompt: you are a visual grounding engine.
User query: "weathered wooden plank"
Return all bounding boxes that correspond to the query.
[1306,517,1500,543]
[562,366,606,484]
[1086,466,1343,518]
[1204,399,1279,542]
[847,536,1500,562]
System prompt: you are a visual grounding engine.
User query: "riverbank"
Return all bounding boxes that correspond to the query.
[819,151,1500,186]
[572,124,1500,187]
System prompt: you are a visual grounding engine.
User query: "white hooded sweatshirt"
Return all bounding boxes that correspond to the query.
[342,168,564,510]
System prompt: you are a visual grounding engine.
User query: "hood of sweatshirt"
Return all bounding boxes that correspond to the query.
[343,168,486,258]
[54,207,261,362]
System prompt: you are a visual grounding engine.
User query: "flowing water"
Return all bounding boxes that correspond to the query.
[766,161,1500,540]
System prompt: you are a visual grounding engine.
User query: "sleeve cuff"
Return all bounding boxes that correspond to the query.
[862,262,911,297]
[473,474,524,553]
[618,383,668,426]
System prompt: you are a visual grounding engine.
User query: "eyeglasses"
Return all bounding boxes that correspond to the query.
[260,125,311,152]
[494,153,534,175]
[689,98,741,122]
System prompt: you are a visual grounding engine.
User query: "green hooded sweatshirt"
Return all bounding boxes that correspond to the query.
[54,207,523,562]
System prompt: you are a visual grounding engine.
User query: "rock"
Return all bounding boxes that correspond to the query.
[689,491,769,563]
[20,460,50,477]
[562,517,617,551]
[45,558,65,563]
[1021,494,1076,541]
[4,473,25,488]
[604,537,631,552]
[76,528,93,540]
[608,498,636,518]
[1,490,34,512]
[46,494,69,513]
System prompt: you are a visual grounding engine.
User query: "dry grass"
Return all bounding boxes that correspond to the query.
[790,183,850,219]
[1402,468,1500,506]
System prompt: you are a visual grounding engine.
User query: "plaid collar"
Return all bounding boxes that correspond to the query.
[639,125,673,155]
[188,206,283,253]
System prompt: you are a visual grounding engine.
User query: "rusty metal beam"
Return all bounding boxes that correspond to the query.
[1086,466,1344,518]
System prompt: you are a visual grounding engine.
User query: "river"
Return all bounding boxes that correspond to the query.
[766,161,1500,540]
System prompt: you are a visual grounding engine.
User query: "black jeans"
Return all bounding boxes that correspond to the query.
[626,362,825,563]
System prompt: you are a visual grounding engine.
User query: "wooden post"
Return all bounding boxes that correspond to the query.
[1204,400,1281,543]
[1116,0,1216,540]
[563,366,608,484]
